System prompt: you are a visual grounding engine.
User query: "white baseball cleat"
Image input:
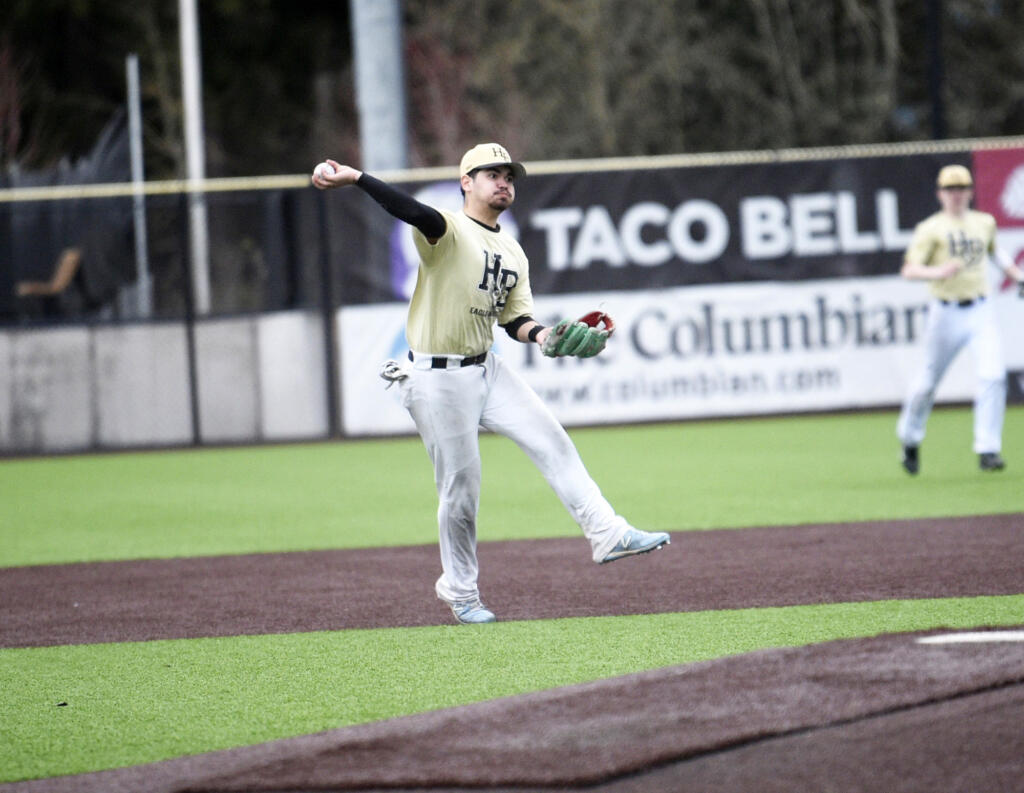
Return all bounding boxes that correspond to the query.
[600,529,670,564]
[449,598,496,624]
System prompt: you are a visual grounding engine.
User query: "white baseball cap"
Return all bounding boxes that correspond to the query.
[459,143,526,180]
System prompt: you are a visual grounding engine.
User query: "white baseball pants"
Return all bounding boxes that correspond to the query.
[396,351,631,605]
[897,298,1006,454]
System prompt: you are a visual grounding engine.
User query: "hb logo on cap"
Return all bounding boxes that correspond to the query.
[459,143,527,180]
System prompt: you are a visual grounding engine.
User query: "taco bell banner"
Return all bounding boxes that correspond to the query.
[326,151,971,304]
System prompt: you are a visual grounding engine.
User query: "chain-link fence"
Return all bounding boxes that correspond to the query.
[3,135,1024,454]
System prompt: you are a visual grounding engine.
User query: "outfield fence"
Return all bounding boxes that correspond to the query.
[2,136,1024,453]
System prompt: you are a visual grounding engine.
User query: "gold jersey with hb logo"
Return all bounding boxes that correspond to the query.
[408,208,534,356]
[904,209,997,302]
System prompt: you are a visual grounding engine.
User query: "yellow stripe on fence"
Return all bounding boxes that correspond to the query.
[2,135,1023,203]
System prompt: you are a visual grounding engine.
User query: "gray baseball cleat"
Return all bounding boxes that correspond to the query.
[600,529,670,564]
[449,598,496,624]
[979,452,1006,471]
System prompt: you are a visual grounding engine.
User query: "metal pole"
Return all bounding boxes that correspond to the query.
[315,191,341,438]
[125,54,152,318]
[179,191,202,445]
[178,0,211,313]
[926,0,947,140]
[349,0,408,171]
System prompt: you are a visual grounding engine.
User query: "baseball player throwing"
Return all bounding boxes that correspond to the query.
[312,143,669,624]
[897,163,1024,474]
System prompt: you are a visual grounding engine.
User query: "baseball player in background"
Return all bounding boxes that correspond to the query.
[312,143,669,624]
[897,163,1024,475]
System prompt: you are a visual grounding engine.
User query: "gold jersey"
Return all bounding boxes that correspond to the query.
[407,208,534,356]
[904,209,997,302]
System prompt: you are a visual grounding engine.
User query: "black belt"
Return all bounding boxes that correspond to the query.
[408,351,487,369]
[940,296,983,307]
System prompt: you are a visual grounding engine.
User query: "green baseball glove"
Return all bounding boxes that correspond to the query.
[541,311,615,358]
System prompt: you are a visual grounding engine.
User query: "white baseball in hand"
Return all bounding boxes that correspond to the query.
[314,162,335,180]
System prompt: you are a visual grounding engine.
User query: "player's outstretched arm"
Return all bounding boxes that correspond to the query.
[312,159,446,240]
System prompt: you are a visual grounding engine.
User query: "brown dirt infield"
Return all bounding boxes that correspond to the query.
[2,514,1023,792]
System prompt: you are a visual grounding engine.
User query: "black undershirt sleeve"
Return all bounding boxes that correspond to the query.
[356,173,447,239]
[501,315,536,340]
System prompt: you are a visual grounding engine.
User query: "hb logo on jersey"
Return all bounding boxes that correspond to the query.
[947,230,986,267]
[478,250,518,311]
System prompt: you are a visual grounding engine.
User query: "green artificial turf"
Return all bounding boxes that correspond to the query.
[2,406,1023,567]
[2,407,1022,783]
[2,595,1022,783]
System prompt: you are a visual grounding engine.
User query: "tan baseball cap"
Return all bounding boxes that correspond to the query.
[459,143,526,180]
[936,164,973,188]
